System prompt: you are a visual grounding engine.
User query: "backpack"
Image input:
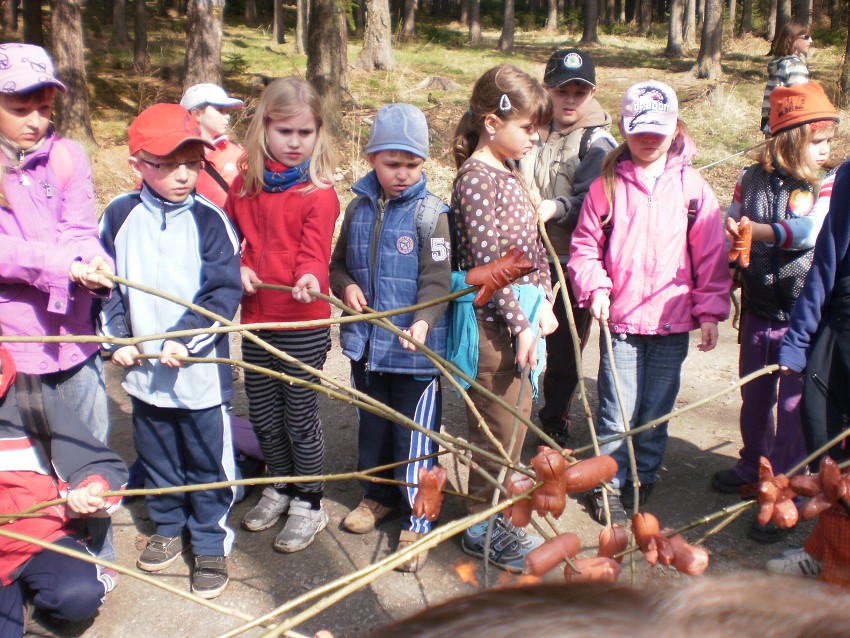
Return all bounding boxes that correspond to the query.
[578,126,617,160]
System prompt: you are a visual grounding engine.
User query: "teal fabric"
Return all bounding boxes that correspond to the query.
[447,271,547,398]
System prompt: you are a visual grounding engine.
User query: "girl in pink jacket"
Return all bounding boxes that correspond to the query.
[569,81,730,524]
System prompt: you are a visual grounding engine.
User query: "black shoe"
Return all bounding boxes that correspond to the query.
[620,481,655,509]
[711,468,756,499]
[586,488,628,526]
[748,519,791,544]
[192,555,229,599]
[541,428,570,448]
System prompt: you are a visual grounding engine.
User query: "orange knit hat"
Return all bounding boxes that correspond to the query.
[770,82,838,135]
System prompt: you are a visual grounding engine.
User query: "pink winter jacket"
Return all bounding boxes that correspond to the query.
[0,133,111,374]
[568,136,731,335]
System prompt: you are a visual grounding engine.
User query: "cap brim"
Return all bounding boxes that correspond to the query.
[184,98,244,111]
[622,115,677,137]
[0,73,67,94]
[365,143,428,160]
[136,135,215,157]
[547,76,596,89]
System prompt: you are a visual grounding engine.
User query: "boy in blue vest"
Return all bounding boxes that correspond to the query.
[330,104,451,572]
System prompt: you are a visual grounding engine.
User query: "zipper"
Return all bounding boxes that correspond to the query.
[160,203,167,230]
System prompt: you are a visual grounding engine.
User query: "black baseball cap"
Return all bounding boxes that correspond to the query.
[543,49,596,88]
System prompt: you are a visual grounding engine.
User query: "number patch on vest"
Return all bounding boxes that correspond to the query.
[430,237,448,261]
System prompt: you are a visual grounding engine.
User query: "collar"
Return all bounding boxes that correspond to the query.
[140,183,194,214]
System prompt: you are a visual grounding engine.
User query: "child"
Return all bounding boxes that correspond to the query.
[225,77,339,553]
[181,83,245,208]
[329,103,451,573]
[0,347,127,637]
[99,103,242,599]
[713,82,839,543]
[0,42,115,562]
[451,64,558,572]
[520,48,617,446]
[761,21,812,134]
[569,81,730,523]
[775,154,850,586]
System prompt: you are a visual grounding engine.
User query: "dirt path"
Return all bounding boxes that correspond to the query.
[31,318,813,638]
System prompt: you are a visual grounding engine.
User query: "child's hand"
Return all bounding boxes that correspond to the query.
[241,267,261,295]
[539,301,559,335]
[515,328,538,371]
[112,345,141,367]
[400,320,430,352]
[67,482,107,515]
[343,284,368,313]
[292,273,320,304]
[69,256,114,291]
[697,321,718,352]
[537,199,557,223]
[590,290,610,321]
[160,340,188,367]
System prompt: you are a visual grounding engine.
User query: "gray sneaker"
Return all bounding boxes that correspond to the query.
[136,534,182,572]
[766,547,822,577]
[461,514,542,573]
[273,497,328,553]
[242,487,291,532]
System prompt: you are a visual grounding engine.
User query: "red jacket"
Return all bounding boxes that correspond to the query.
[225,177,340,325]
[196,137,244,209]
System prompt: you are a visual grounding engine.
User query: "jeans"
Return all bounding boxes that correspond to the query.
[596,332,689,488]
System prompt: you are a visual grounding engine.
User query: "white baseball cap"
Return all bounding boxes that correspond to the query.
[621,80,678,137]
[180,83,243,112]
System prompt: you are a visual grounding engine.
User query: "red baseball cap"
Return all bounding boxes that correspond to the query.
[128,103,214,156]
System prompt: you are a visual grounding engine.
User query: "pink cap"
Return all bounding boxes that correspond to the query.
[0,43,67,94]
[621,81,678,137]
[128,103,214,156]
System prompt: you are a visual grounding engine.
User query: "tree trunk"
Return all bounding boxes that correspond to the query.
[402,0,416,37]
[766,0,777,42]
[358,0,395,69]
[697,0,704,25]
[728,0,737,37]
[829,0,839,29]
[545,0,558,30]
[4,0,17,34]
[469,0,481,44]
[618,0,625,22]
[604,0,614,24]
[580,0,599,43]
[184,0,223,87]
[798,0,811,26]
[22,0,43,46]
[639,0,651,30]
[841,0,850,107]
[307,0,348,134]
[772,0,791,51]
[460,0,470,25]
[49,0,94,143]
[134,0,149,68]
[113,0,129,45]
[684,0,696,46]
[665,0,684,56]
[245,0,257,23]
[498,0,515,51]
[274,0,286,44]
[296,0,309,54]
[693,0,722,78]
[738,0,752,36]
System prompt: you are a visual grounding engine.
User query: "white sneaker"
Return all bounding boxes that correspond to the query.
[766,547,822,578]
[274,497,328,553]
[242,487,291,531]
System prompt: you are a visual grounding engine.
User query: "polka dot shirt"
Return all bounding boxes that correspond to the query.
[451,158,552,335]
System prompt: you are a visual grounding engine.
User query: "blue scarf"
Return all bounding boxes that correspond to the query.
[262,159,311,193]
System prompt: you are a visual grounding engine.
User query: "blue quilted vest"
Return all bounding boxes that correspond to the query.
[340,172,449,375]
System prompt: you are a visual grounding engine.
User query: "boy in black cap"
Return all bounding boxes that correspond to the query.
[521,48,617,446]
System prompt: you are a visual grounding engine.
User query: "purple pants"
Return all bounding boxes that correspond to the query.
[735,311,806,481]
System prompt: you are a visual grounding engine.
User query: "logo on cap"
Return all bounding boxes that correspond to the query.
[563,52,583,69]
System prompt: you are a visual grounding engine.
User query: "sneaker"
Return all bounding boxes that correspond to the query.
[242,486,291,531]
[499,515,544,551]
[98,566,119,594]
[274,497,328,553]
[461,514,542,573]
[136,534,182,572]
[711,468,756,499]
[766,547,822,577]
[620,481,655,509]
[586,488,628,526]
[395,530,428,573]
[191,555,229,599]
[342,498,397,534]
[748,519,791,544]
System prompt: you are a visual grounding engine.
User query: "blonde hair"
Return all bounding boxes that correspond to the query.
[757,121,837,185]
[238,77,336,197]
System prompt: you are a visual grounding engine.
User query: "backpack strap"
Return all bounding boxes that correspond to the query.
[413,193,446,249]
[15,373,52,467]
[204,161,230,193]
[578,126,597,160]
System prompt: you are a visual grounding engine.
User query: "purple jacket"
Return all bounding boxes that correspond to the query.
[0,133,112,374]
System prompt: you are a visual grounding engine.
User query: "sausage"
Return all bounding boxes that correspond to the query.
[597,525,628,564]
[563,556,620,584]
[790,474,822,498]
[770,497,799,529]
[668,534,710,576]
[631,512,660,547]
[531,446,567,518]
[524,532,581,577]
[820,457,846,503]
[563,456,618,494]
[505,472,536,528]
[464,246,535,307]
[412,466,447,521]
[727,216,752,269]
[802,493,832,521]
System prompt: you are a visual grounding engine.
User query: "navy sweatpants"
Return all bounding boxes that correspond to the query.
[132,399,236,556]
[0,536,106,638]
[350,359,441,534]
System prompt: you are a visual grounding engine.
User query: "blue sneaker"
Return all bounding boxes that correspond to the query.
[461,514,543,573]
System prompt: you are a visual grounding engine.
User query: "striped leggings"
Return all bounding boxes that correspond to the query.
[242,328,330,498]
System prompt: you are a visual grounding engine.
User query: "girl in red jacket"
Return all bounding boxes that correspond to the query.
[224,78,340,553]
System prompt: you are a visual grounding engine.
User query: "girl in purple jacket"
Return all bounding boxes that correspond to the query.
[569,81,730,524]
[0,44,115,558]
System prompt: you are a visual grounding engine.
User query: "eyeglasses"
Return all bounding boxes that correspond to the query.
[139,158,206,173]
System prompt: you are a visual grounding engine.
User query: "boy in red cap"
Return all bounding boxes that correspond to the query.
[99,103,242,599]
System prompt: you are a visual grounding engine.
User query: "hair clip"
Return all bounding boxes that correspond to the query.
[498,94,512,113]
